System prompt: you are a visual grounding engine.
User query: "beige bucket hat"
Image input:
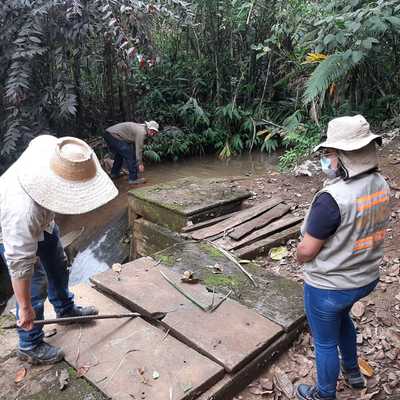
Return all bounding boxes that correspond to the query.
[314,115,382,152]
[145,120,159,132]
[16,135,118,215]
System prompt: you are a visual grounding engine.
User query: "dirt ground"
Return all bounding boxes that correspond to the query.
[1,134,399,400]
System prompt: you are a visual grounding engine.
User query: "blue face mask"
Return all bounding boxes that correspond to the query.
[320,156,337,179]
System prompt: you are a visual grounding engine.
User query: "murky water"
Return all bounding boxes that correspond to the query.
[62,152,279,285]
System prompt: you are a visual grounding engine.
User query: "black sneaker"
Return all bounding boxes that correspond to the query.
[341,365,366,389]
[56,305,99,320]
[128,178,146,185]
[296,384,336,400]
[17,342,64,365]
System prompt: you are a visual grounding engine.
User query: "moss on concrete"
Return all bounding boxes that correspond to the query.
[199,243,225,259]
[203,273,245,289]
[154,254,176,266]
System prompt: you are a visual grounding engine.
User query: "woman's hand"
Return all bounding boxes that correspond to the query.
[138,163,144,173]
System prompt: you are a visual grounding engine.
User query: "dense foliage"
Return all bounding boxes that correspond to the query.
[0,0,399,172]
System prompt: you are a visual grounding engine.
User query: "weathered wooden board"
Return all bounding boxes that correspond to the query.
[228,204,291,241]
[215,215,303,251]
[235,223,302,259]
[181,210,240,233]
[129,177,250,232]
[191,199,283,241]
[46,284,224,400]
[91,258,283,373]
[151,241,305,332]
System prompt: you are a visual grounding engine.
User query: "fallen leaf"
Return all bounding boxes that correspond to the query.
[389,264,400,276]
[44,328,57,338]
[183,383,192,393]
[273,367,294,398]
[352,301,366,318]
[260,378,274,391]
[248,386,269,395]
[358,358,374,377]
[206,263,224,274]
[76,366,89,378]
[360,389,380,400]
[58,368,69,390]
[15,367,27,383]
[152,371,160,380]
[383,383,393,395]
[269,246,289,261]
[112,263,122,273]
[181,270,200,284]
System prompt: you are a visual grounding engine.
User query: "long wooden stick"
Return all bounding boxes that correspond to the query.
[2,313,142,329]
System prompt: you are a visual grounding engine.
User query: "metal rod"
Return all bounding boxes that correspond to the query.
[2,313,141,329]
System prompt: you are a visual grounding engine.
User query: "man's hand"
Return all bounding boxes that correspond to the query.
[138,164,144,173]
[18,305,36,331]
[297,233,326,264]
[11,277,35,331]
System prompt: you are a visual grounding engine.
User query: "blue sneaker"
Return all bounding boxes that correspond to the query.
[296,384,336,400]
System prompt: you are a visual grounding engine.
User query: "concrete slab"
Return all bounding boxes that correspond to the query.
[46,284,224,400]
[91,258,283,373]
[129,177,250,231]
[152,242,305,332]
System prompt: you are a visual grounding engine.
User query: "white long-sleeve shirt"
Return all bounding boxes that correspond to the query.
[0,165,55,280]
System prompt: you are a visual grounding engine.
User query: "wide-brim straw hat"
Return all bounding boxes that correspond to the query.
[145,120,159,132]
[314,115,382,152]
[16,135,118,215]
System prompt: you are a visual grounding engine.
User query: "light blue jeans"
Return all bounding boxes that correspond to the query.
[304,279,378,398]
[0,225,74,350]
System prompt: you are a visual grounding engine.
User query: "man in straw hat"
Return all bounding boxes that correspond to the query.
[295,115,390,400]
[0,135,118,364]
[104,120,159,185]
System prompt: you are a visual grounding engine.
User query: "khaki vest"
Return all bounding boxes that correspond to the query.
[302,173,390,289]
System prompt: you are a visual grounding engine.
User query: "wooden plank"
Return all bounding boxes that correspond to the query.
[228,204,291,241]
[235,223,301,259]
[91,258,283,373]
[215,215,303,251]
[181,211,240,233]
[191,198,283,241]
[46,284,224,400]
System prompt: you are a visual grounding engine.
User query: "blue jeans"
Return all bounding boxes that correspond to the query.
[103,131,138,181]
[304,279,378,398]
[0,225,74,350]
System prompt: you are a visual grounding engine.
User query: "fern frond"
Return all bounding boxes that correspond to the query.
[303,52,361,104]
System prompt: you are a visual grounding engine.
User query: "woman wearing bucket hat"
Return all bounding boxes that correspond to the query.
[0,135,118,364]
[103,120,159,185]
[295,115,390,400]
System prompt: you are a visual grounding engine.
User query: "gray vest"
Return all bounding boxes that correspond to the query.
[302,173,390,289]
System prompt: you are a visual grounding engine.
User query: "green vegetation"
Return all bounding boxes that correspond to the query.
[0,0,399,172]
[203,273,245,289]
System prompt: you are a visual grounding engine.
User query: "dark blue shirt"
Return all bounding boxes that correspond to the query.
[306,192,341,240]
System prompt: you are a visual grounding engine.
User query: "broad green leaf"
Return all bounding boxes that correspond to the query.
[351,50,364,63]
[362,37,379,50]
[385,16,400,29]
[323,34,336,46]
[335,31,346,45]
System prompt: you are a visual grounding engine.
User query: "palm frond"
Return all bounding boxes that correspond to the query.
[303,52,361,104]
